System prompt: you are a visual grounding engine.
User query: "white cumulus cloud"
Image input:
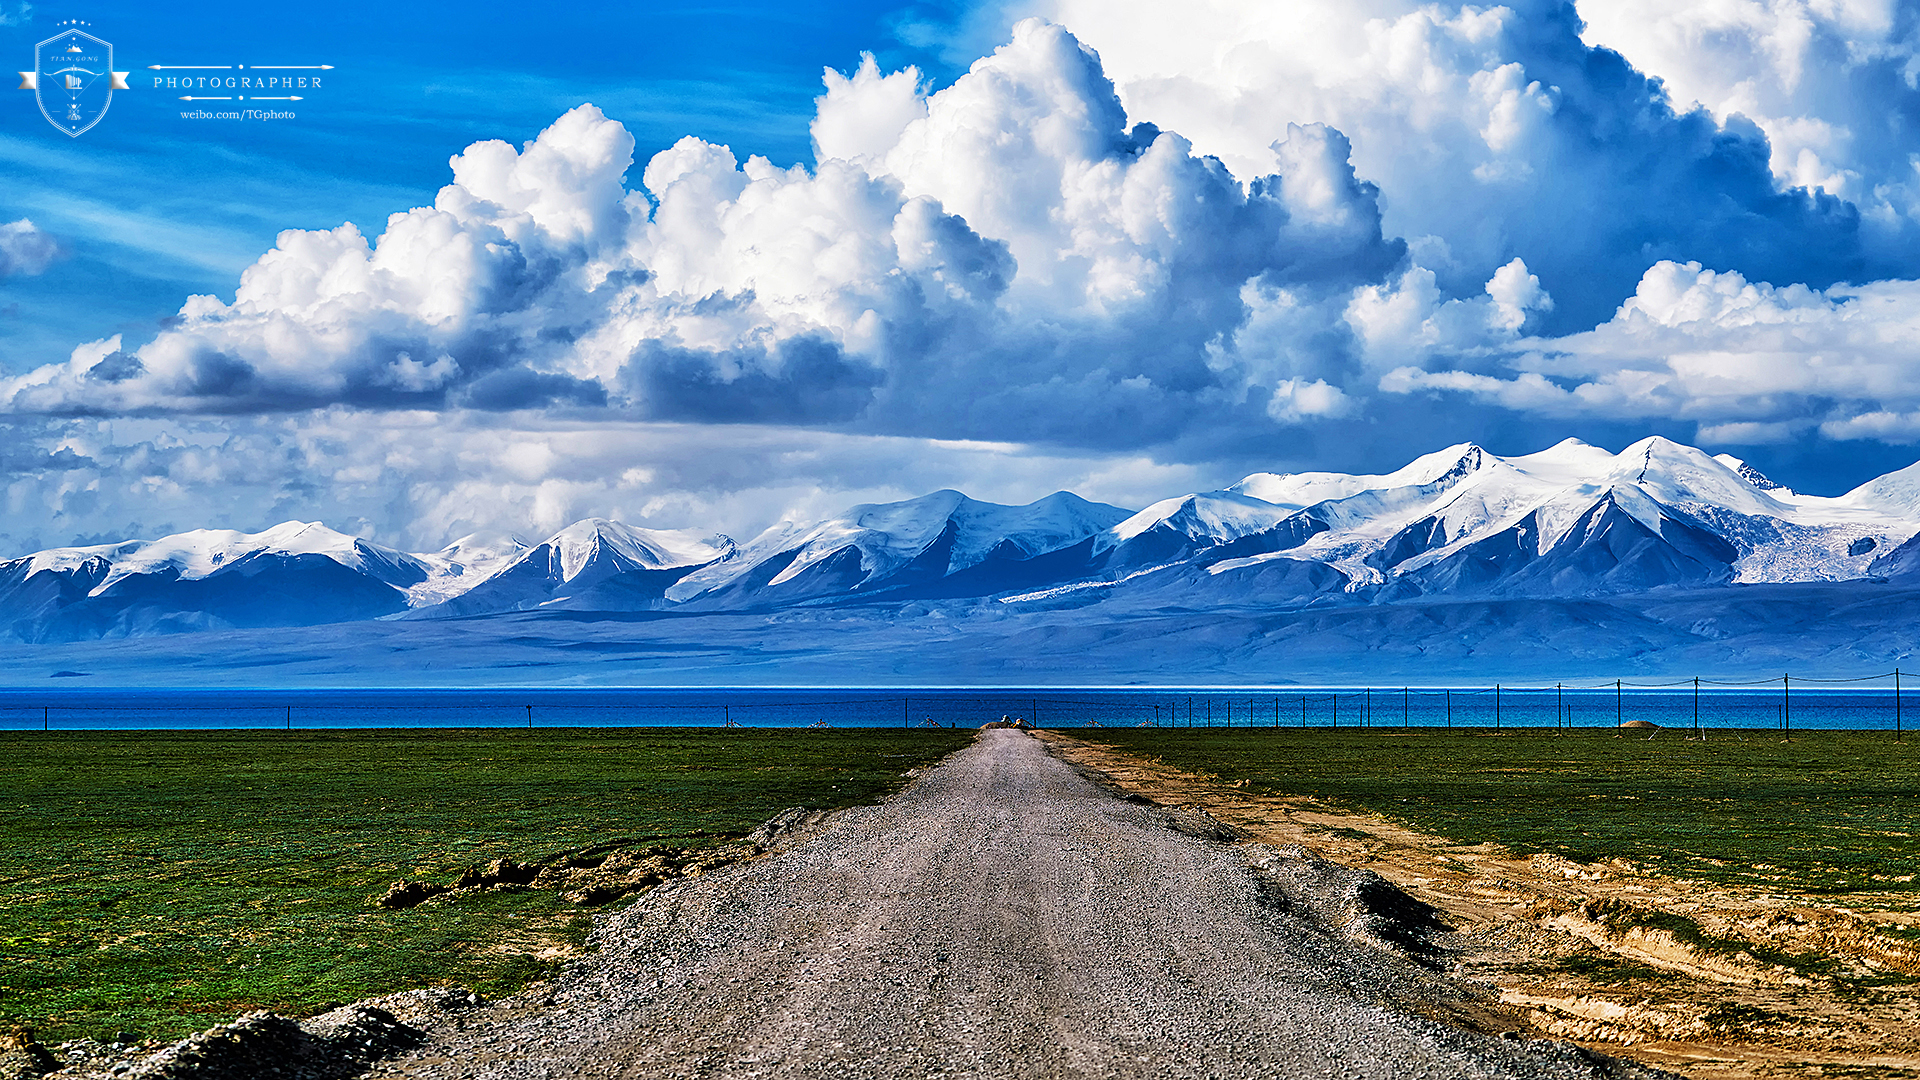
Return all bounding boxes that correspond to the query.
[1381,259,1920,442]
[1346,257,1554,367]
[1575,0,1920,218]
[0,218,58,277]
[1026,0,1878,329]
[0,20,1404,452]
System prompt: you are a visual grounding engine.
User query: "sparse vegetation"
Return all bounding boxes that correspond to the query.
[0,727,970,1043]
[1513,952,1677,986]
[1572,897,1841,976]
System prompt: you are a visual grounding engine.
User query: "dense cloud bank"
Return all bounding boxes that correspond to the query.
[1384,261,1920,445]
[0,411,1212,556]
[1578,0,1920,243]
[1039,0,1915,327]
[4,6,1920,547]
[0,22,1405,451]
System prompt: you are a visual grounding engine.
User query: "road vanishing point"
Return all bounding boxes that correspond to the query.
[372,730,1674,1080]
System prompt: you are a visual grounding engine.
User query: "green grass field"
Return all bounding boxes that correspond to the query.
[1067,728,1920,898]
[0,727,971,1043]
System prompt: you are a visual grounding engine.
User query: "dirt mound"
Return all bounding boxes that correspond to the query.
[40,990,482,1080]
[1156,804,1243,843]
[374,840,752,910]
[91,1005,418,1080]
[1250,844,1452,966]
[746,807,830,849]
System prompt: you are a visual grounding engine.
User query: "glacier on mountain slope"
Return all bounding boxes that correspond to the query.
[403,532,534,607]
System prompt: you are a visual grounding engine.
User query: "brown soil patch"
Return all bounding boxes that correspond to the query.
[1036,731,1920,1080]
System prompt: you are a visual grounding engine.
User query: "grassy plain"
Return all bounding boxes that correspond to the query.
[1067,727,1920,897]
[0,727,970,1043]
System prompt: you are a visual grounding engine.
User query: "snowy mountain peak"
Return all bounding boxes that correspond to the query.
[1712,454,1789,493]
[844,490,972,546]
[399,532,534,607]
[545,518,732,582]
[1842,459,1920,517]
[1401,442,1489,487]
[1232,442,1493,510]
[20,520,409,597]
[1603,437,1788,518]
[1109,490,1289,545]
[663,489,1132,604]
[436,531,532,563]
[1506,438,1617,483]
[1737,463,1787,493]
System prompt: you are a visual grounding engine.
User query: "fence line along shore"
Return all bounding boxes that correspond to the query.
[2,668,1916,735]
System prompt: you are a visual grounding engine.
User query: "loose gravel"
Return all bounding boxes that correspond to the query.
[355,729,1676,1080]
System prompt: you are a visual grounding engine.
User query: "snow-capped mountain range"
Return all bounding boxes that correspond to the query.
[7,435,1920,644]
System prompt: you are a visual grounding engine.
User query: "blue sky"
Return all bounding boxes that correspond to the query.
[4,0,1920,552]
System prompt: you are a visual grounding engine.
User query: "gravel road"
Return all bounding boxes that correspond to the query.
[366,730,1674,1080]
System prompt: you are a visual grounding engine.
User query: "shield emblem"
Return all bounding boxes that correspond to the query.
[33,28,121,137]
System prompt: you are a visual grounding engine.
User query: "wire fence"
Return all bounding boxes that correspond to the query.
[0,671,1914,734]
